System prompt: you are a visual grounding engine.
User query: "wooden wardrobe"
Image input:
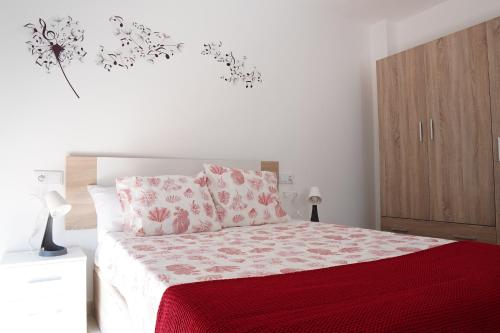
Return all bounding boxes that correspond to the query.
[377,17,500,244]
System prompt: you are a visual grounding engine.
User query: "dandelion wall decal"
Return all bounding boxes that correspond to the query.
[97,16,184,72]
[24,17,87,99]
[201,42,262,88]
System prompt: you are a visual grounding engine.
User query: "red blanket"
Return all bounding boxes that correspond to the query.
[155,241,500,333]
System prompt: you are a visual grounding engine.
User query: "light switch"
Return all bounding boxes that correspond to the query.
[34,170,64,185]
[279,173,294,185]
[282,191,298,200]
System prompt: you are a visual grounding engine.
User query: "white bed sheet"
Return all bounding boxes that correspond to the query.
[95,221,451,333]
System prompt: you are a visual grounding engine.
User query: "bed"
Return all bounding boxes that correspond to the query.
[95,221,453,332]
[65,155,500,333]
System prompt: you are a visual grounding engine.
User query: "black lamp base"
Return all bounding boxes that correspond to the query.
[39,215,67,257]
[39,245,67,257]
[310,204,319,222]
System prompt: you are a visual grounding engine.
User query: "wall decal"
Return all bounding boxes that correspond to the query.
[97,16,184,72]
[25,17,87,99]
[201,42,262,88]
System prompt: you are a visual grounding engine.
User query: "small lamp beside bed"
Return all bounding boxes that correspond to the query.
[308,186,321,222]
[39,191,71,257]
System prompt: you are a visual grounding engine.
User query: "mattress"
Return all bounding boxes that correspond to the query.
[95,221,451,333]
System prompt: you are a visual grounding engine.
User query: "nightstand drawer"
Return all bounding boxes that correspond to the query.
[1,306,83,333]
[0,248,87,333]
[1,261,85,305]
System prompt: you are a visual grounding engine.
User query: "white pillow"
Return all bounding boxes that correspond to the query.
[87,185,124,237]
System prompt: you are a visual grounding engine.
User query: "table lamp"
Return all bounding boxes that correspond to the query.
[40,191,71,257]
[308,186,322,222]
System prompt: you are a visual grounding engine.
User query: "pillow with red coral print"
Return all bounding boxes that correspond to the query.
[203,164,289,228]
[116,172,221,236]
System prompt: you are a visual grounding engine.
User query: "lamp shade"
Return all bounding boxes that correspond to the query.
[45,191,72,218]
[308,186,322,204]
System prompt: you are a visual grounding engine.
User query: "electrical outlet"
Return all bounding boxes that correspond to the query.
[279,173,294,185]
[34,170,64,185]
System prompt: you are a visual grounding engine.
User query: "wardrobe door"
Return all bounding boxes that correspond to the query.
[487,17,500,242]
[425,23,495,226]
[377,46,430,220]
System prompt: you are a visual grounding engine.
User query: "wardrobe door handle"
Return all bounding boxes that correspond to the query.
[497,137,500,162]
[430,119,434,141]
[418,122,423,142]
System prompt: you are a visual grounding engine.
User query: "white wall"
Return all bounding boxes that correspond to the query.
[368,21,390,230]
[0,0,375,299]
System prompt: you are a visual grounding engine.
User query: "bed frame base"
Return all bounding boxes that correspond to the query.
[94,267,134,333]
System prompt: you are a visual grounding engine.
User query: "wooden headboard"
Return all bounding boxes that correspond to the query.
[65,156,279,230]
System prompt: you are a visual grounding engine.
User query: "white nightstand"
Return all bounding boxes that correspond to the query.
[0,247,87,333]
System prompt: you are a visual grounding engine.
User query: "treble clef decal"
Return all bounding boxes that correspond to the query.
[25,16,87,99]
[39,18,56,41]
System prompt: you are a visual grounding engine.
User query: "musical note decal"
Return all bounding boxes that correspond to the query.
[24,16,87,99]
[97,16,183,72]
[201,42,262,88]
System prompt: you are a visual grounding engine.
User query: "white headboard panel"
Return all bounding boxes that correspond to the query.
[96,157,260,186]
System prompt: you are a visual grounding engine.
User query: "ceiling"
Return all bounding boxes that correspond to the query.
[330,0,450,23]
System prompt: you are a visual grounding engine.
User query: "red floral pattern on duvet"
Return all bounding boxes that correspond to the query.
[204,164,289,227]
[99,222,451,289]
